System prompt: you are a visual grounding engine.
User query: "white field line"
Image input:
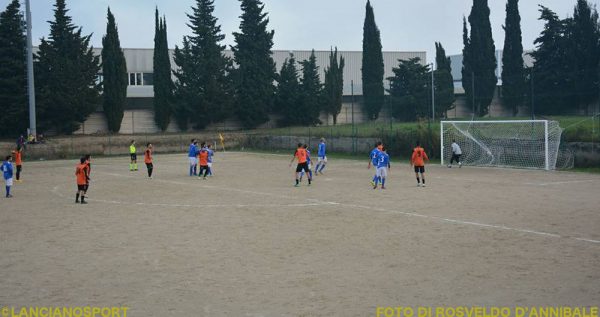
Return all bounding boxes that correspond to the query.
[525,179,599,186]
[52,169,600,246]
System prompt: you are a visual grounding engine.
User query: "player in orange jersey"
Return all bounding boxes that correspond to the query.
[11,146,23,182]
[289,143,312,187]
[75,157,90,204]
[198,144,209,180]
[411,141,429,187]
[144,143,154,179]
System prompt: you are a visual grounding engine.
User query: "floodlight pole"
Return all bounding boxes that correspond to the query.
[25,0,37,138]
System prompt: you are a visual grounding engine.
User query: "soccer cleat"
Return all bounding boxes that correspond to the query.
[370,180,375,186]
[294,184,300,187]
[448,165,452,168]
[381,186,386,190]
[373,185,377,189]
[6,195,13,198]
[417,183,421,187]
[459,162,462,168]
[421,184,426,187]
[81,201,88,204]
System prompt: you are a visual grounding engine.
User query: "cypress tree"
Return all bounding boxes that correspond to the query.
[531,6,573,114]
[0,0,27,137]
[35,0,101,134]
[501,0,526,116]
[461,17,473,112]
[299,50,323,126]
[362,0,385,120]
[387,58,430,121]
[173,0,233,130]
[434,42,455,118]
[571,0,600,113]
[232,0,276,129]
[467,0,497,117]
[173,38,193,130]
[153,9,173,132]
[275,54,301,126]
[101,7,127,133]
[324,47,345,125]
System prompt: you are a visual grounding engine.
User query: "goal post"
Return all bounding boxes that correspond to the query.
[440,120,564,170]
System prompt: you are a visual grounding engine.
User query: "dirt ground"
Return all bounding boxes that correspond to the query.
[1,152,599,316]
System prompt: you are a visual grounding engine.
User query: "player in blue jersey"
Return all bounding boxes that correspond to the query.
[373,147,391,190]
[368,141,383,185]
[188,139,198,176]
[313,138,327,175]
[2,155,14,198]
[206,144,214,176]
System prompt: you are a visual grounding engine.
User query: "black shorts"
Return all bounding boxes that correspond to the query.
[296,162,309,173]
[130,154,137,161]
[414,166,425,173]
[84,184,89,191]
[78,184,86,191]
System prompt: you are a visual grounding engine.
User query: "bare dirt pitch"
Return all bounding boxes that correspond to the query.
[1,152,599,316]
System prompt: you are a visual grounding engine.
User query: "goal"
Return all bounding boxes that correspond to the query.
[440,120,564,170]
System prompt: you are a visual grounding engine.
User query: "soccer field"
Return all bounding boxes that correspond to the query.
[1,152,599,316]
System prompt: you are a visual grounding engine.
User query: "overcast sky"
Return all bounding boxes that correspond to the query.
[3,0,586,61]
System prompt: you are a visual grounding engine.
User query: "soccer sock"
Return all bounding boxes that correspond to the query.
[374,177,378,186]
[373,174,378,182]
[381,178,386,187]
[319,164,325,172]
[296,178,299,185]
[189,165,193,176]
[6,186,10,197]
[129,163,133,171]
[81,195,85,203]
[422,177,425,184]
[193,165,197,175]
[416,177,420,184]
[134,163,138,170]
[76,193,80,202]
[148,168,153,177]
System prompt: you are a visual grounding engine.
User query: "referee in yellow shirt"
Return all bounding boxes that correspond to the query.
[129,140,138,171]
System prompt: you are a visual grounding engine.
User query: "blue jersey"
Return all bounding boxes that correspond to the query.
[370,148,380,165]
[376,152,390,168]
[207,149,214,163]
[2,161,13,180]
[318,142,326,157]
[306,149,311,163]
[188,144,197,157]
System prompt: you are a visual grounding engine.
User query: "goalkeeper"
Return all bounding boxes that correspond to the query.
[448,140,462,168]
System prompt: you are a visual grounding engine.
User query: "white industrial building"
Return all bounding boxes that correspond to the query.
[77,48,426,134]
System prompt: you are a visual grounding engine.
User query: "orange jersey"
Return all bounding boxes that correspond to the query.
[198,150,208,166]
[75,163,88,185]
[12,150,22,165]
[83,162,91,178]
[144,149,153,164]
[295,148,307,164]
[411,146,429,167]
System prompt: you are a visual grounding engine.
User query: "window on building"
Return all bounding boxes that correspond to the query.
[128,72,154,86]
[129,73,137,86]
[142,73,154,86]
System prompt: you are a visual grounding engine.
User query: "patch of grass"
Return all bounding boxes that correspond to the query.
[568,167,600,174]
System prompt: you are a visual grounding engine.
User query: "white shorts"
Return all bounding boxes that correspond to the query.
[376,167,388,178]
[5,178,13,186]
[318,156,327,163]
[189,157,197,166]
[207,162,212,168]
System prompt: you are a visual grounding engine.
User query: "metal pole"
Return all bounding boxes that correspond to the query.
[472,72,475,117]
[351,80,355,154]
[388,79,392,131]
[25,0,37,137]
[431,63,435,122]
[531,70,535,120]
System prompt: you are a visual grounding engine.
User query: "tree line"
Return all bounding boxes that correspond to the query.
[0,0,598,137]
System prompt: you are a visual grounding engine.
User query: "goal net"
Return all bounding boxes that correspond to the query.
[440,120,564,170]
